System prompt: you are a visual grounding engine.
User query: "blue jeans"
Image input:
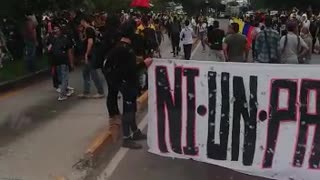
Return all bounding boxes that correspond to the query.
[82,62,104,95]
[57,64,69,97]
[25,41,37,72]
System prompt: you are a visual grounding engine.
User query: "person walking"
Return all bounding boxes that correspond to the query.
[198,19,207,52]
[255,16,281,63]
[223,23,248,62]
[180,20,195,60]
[78,16,105,99]
[280,21,309,64]
[103,23,151,149]
[170,17,181,57]
[47,24,74,101]
[300,26,313,64]
[207,20,225,61]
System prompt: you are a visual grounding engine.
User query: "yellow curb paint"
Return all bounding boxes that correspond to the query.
[0,90,20,100]
[54,176,67,180]
[86,127,112,155]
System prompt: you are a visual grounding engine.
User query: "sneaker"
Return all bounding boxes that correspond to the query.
[131,129,147,141]
[67,86,74,91]
[58,96,68,101]
[78,94,91,99]
[56,88,61,93]
[122,139,142,149]
[66,89,75,97]
[92,93,105,99]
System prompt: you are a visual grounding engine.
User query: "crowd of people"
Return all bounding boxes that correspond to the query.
[226,8,320,63]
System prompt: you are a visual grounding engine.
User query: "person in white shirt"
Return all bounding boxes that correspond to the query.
[280,22,309,64]
[180,20,196,60]
[302,14,311,29]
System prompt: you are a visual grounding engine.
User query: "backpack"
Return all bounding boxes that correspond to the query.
[143,27,158,50]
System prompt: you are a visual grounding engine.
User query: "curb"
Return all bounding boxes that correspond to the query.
[84,90,149,159]
[0,68,49,93]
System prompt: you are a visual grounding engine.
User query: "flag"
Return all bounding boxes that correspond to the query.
[232,18,244,33]
[233,18,254,49]
[130,0,150,8]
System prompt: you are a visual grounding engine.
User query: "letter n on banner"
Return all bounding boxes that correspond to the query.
[155,66,183,154]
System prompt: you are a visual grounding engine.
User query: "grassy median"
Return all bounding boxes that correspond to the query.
[0,56,49,83]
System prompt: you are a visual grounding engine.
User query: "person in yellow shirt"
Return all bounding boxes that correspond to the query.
[136,16,156,36]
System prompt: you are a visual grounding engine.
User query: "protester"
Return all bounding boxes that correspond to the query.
[23,17,38,72]
[251,21,261,60]
[223,23,248,62]
[255,16,281,63]
[198,19,207,52]
[103,22,151,149]
[170,17,181,57]
[180,20,195,60]
[302,14,311,29]
[280,21,309,64]
[102,15,122,122]
[300,26,313,64]
[78,16,105,99]
[207,20,225,62]
[309,15,319,53]
[47,24,74,101]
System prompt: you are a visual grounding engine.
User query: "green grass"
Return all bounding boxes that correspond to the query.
[0,56,49,83]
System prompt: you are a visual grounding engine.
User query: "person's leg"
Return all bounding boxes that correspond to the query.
[58,64,69,99]
[120,85,145,149]
[184,44,192,60]
[106,79,121,118]
[200,33,205,51]
[89,66,105,96]
[25,42,34,72]
[82,64,91,95]
[51,66,60,89]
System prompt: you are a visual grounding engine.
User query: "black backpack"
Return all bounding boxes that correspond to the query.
[143,27,158,50]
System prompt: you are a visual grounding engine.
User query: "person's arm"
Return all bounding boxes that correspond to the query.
[85,38,93,63]
[85,28,95,63]
[223,41,229,62]
[244,39,249,62]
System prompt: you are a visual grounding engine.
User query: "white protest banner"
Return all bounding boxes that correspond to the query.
[147,59,320,180]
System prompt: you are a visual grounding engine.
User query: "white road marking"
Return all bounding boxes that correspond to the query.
[97,115,148,180]
[98,42,201,179]
[191,40,201,59]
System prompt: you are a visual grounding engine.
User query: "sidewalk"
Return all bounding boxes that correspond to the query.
[0,36,174,180]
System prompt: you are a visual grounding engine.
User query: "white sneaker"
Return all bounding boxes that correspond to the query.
[56,88,61,93]
[58,96,68,101]
[67,86,74,91]
[66,89,75,97]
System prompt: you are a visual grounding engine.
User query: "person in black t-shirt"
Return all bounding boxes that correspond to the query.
[207,21,225,61]
[78,16,105,99]
[103,23,152,149]
[47,24,74,101]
